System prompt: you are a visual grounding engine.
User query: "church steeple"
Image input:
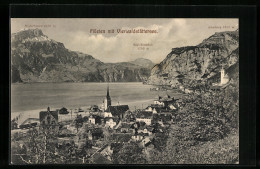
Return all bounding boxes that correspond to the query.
[104,84,111,110]
[107,84,110,97]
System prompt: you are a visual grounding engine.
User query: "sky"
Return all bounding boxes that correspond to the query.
[11,18,238,64]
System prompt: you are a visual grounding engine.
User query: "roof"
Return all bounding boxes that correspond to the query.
[139,124,148,130]
[89,115,102,119]
[90,128,103,133]
[104,117,113,122]
[134,132,149,137]
[20,118,39,126]
[145,141,152,147]
[153,107,161,113]
[120,123,132,129]
[136,111,153,119]
[150,104,164,108]
[154,95,174,102]
[39,111,58,121]
[106,105,129,117]
[59,128,76,137]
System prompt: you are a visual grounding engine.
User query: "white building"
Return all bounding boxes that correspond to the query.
[212,67,230,87]
[136,118,152,125]
[136,111,153,125]
[105,118,116,128]
[220,67,229,85]
[88,116,95,124]
[103,112,113,118]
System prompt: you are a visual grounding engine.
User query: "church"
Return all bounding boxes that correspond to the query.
[212,67,230,87]
[211,67,230,91]
[102,84,129,120]
[103,85,112,110]
[220,67,229,85]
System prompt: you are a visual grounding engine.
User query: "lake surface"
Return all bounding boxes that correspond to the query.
[11,82,183,113]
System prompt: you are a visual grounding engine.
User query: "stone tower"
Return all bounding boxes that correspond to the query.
[104,84,111,110]
[220,67,225,85]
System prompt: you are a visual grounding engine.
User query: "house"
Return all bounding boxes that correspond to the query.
[58,107,69,114]
[131,133,149,142]
[88,128,104,140]
[138,125,152,135]
[136,111,153,125]
[106,105,129,120]
[88,115,102,125]
[141,137,151,147]
[88,116,95,124]
[89,105,100,112]
[145,106,160,114]
[145,106,153,112]
[19,118,39,129]
[103,112,113,118]
[153,95,175,108]
[123,111,136,122]
[104,117,117,129]
[153,96,165,107]
[39,107,59,132]
[58,128,76,138]
[120,123,132,133]
[168,104,177,110]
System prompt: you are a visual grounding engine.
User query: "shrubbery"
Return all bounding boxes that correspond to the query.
[148,80,239,164]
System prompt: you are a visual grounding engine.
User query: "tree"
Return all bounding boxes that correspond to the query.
[112,142,147,164]
[149,79,239,164]
[75,114,84,132]
[12,127,62,164]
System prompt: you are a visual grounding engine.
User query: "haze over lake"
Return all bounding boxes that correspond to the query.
[11,82,183,113]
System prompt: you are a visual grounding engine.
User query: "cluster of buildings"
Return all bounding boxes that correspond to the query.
[12,85,180,164]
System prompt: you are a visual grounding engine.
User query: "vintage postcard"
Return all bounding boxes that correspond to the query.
[10,18,239,164]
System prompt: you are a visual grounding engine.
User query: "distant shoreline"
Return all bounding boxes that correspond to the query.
[11,82,146,85]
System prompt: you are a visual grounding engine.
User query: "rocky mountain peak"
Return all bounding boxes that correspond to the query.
[148,30,239,87]
[11,29,152,83]
[130,58,155,69]
[12,28,46,41]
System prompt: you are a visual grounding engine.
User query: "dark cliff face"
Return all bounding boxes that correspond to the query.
[11,29,151,83]
[148,30,239,86]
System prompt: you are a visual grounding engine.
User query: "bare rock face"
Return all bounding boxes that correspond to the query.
[11,29,152,83]
[147,30,239,86]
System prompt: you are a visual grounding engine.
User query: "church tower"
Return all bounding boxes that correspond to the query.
[104,84,112,110]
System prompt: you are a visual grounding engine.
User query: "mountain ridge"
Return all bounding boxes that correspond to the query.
[11,29,152,83]
[147,30,239,87]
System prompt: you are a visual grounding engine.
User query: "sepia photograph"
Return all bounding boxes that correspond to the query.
[10,18,239,164]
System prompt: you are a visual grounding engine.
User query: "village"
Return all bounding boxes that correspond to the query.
[11,84,182,164]
[10,67,233,164]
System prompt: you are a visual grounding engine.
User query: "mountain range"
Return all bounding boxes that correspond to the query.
[11,29,154,83]
[147,29,239,87]
[11,28,239,86]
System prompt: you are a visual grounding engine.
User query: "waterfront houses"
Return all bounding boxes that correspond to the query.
[11,85,180,164]
[39,107,59,133]
[136,111,153,125]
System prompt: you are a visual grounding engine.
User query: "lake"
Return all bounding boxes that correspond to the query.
[11,82,183,121]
